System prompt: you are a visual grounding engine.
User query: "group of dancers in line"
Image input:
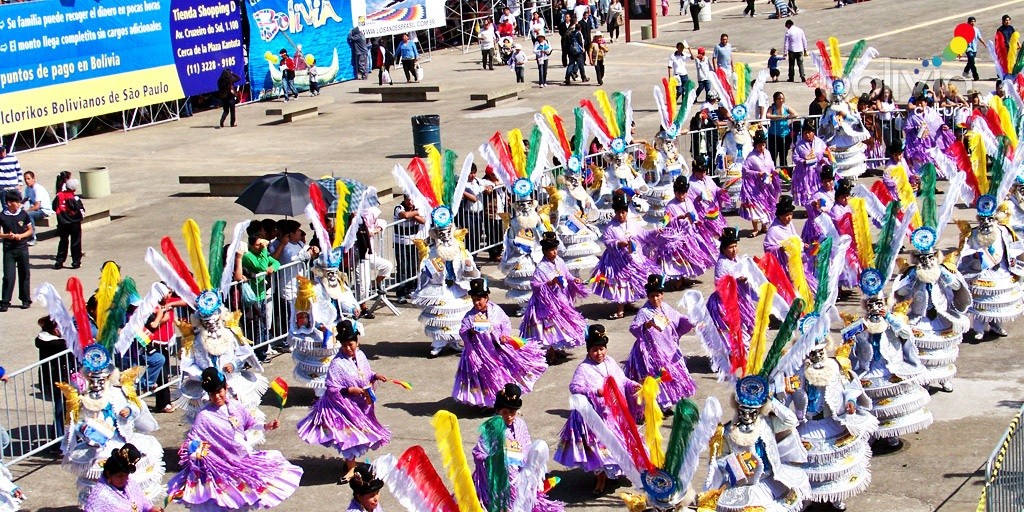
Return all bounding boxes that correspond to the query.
[7,34,1024,512]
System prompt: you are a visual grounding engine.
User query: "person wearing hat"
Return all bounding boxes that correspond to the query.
[278,48,299,100]
[512,43,527,83]
[901,97,951,176]
[799,165,835,244]
[167,367,304,509]
[688,155,730,240]
[790,123,828,208]
[82,443,161,512]
[472,383,565,511]
[554,324,641,494]
[588,31,609,86]
[894,227,972,393]
[740,130,781,237]
[957,194,1024,340]
[646,176,715,284]
[708,227,757,332]
[624,275,698,412]
[592,189,660,320]
[689,46,713,102]
[497,179,545,314]
[520,232,589,362]
[534,34,552,87]
[763,195,819,291]
[346,463,385,511]
[297,319,392,484]
[454,278,548,408]
[826,179,860,296]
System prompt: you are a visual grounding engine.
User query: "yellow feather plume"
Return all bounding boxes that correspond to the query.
[966,132,989,195]
[828,37,842,78]
[991,97,1018,149]
[747,282,776,375]
[733,63,747,104]
[667,77,679,122]
[183,219,212,290]
[56,382,81,425]
[595,90,620,138]
[781,236,813,309]
[295,276,315,311]
[708,424,725,459]
[888,165,921,229]
[333,180,350,249]
[641,376,665,467]
[508,128,527,178]
[431,411,484,512]
[1009,33,1021,85]
[541,105,559,132]
[119,366,145,409]
[413,238,429,264]
[425,143,445,203]
[95,261,121,335]
[849,198,875,268]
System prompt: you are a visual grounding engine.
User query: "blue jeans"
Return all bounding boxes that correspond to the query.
[26,209,46,240]
[119,348,165,390]
[675,74,690,99]
[282,77,298,98]
[694,79,711,101]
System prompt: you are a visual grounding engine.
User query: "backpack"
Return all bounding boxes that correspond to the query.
[54,192,83,220]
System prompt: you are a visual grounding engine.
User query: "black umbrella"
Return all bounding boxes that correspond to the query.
[235,171,319,216]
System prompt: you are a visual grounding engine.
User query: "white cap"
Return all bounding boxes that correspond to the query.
[65,178,80,191]
[514,43,523,49]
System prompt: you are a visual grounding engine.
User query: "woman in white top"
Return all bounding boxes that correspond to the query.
[529,11,546,44]
[535,34,553,87]
[479,19,497,70]
[607,0,624,40]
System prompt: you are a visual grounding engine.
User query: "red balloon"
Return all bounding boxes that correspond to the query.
[953,23,975,41]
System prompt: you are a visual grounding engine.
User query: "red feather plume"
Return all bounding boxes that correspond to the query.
[66,277,94,350]
[662,77,676,122]
[869,179,894,206]
[985,108,1007,138]
[160,237,201,296]
[816,40,834,81]
[715,275,747,376]
[602,376,654,472]
[551,114,572,157]
[715,67,735,106]
[308,183,328,229]
[579,99,612,139]
[754,252,796,303]
[406,157,440,207]
[489,132,518,183]
[396,446,460,512]
[996,31,1008,76]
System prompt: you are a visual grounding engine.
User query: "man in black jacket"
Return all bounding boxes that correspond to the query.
[564,23,589,85]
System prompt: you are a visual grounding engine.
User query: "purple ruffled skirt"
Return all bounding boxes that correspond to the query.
[296,390,391,459]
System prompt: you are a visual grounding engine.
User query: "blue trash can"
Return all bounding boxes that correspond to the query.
[411,115,441,157]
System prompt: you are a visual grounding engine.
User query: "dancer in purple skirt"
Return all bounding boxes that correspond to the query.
[624,275,698,411]
[709,227,756,337]
[455,278,548,408]
[764,195,818,291]
[167,368,303,510]
[520,232,589,362]
[740,131,781,237]
[346,463,384,511]
[297,320,391,484]
[554,324,641,495]
[592,190,659,319]
[646,176,717,285]
[800,166,836,243]
[688,155,730,241]
[84,444,162,512]
[472,384,565,512]
[790,124,828,207]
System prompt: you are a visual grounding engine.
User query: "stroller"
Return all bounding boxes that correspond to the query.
[498,36,516,66]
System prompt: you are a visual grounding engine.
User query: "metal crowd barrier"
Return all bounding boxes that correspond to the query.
[979,404,1024,512]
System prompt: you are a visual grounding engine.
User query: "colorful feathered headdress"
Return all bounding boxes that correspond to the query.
[989,30,1024,79]
[808,38,878,98]
[392,145,473,232]
[579,90,635,152]
[706,62,769,125]
[653,77,697,138]
[477,126,549,201]
[305,180,367,269]
[535,105,588,174]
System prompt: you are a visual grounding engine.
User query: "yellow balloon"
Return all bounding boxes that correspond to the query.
[949,36,968,55]
[305,54,315,66]
[264,51,273,60]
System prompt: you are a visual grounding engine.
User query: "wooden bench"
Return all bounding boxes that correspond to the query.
[470,86,525,108]
[179,175,265,196]
[357,85,440,103]
[264,96,334,122]
[35,192,135,240]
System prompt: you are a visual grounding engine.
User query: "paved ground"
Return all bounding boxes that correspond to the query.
[5,0,1024,510]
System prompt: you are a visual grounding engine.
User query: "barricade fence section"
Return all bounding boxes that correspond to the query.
[980,404,1024,512]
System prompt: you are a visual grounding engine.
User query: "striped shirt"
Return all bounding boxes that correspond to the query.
[0,154,22,191]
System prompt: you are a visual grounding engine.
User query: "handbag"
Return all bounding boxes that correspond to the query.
[382,69,391,83]
[415,62,424,81]
[240,281,258,306]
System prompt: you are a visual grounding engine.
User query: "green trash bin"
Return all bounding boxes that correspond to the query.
[641,25,653,40]
[411,115,441,157]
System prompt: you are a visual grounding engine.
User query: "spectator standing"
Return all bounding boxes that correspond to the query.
[52,178,84,270]
[355,202,394,307]
[607,0,624,40]
[564,23,589,85]
[279,49,299,100]
[767,48,783,82]
[0,146,22,200]
[347,26,369,79]
[458,164,485,253]
[691,47,713,100]
[512,44,528,83]
[396,33,420,82]
[392,195,425,303]
[766,91,797,168]
[598,0,610,24]
[21,171,51,245]
[962,17,986,81]
[580,10,597,51]
[807,87,828,121]
[240,231,280,362]
[144,287,186,413]
[668,42,692,99]
[0,189,32,311]
[217,67,240,128]
[481,168,507,261]
[36,316,73,435]
[574,0,590,24]
[589,32,609,86]
[998,15,1018,52]
[783,20,808,82]
[529,11,547,44]
[686,0,703,31]
[479,19,497,70]
[535,34,552,86]
[558,12,574,67]
[307,57,321,96]
[743,0,755,17]
[689,108,719,163]
[372,39,395,85]
[713,34,733,74]
[497,17,516,38]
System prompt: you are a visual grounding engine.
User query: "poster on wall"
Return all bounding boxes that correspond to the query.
[0,0,245,134]
[246,0,353,101]
[350,0,446,38]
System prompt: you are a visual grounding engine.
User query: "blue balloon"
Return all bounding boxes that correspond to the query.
[922,60,929,68]
[932,56,943,67]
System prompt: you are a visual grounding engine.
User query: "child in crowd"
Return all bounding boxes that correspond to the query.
[768,48,783,82]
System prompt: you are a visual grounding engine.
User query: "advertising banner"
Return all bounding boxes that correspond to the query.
[351,0,446,38]
[246,0,354,101]
[0,0,245,134]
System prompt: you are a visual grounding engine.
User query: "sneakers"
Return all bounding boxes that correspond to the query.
[27,239,36,246]
[53,262,63,269]
[429,346,443,358]
[71,262,81,269]
[20,302,31,309]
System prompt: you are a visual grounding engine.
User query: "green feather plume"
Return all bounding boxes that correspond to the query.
[760,297,804,378]
[441,148,459,206]
[813,237,832,314]
[96,277,139,351]
[525,125,544,181]
[479,416,510,512]
[989,136,1010,199]
[674,80,696,127]
[662,399,700,477]
[611,91,627,135]
[919,164,937,229]
[207,220,227,287]
[873,202,900,275]
[842,40,868,78]
[572,107,585,155]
